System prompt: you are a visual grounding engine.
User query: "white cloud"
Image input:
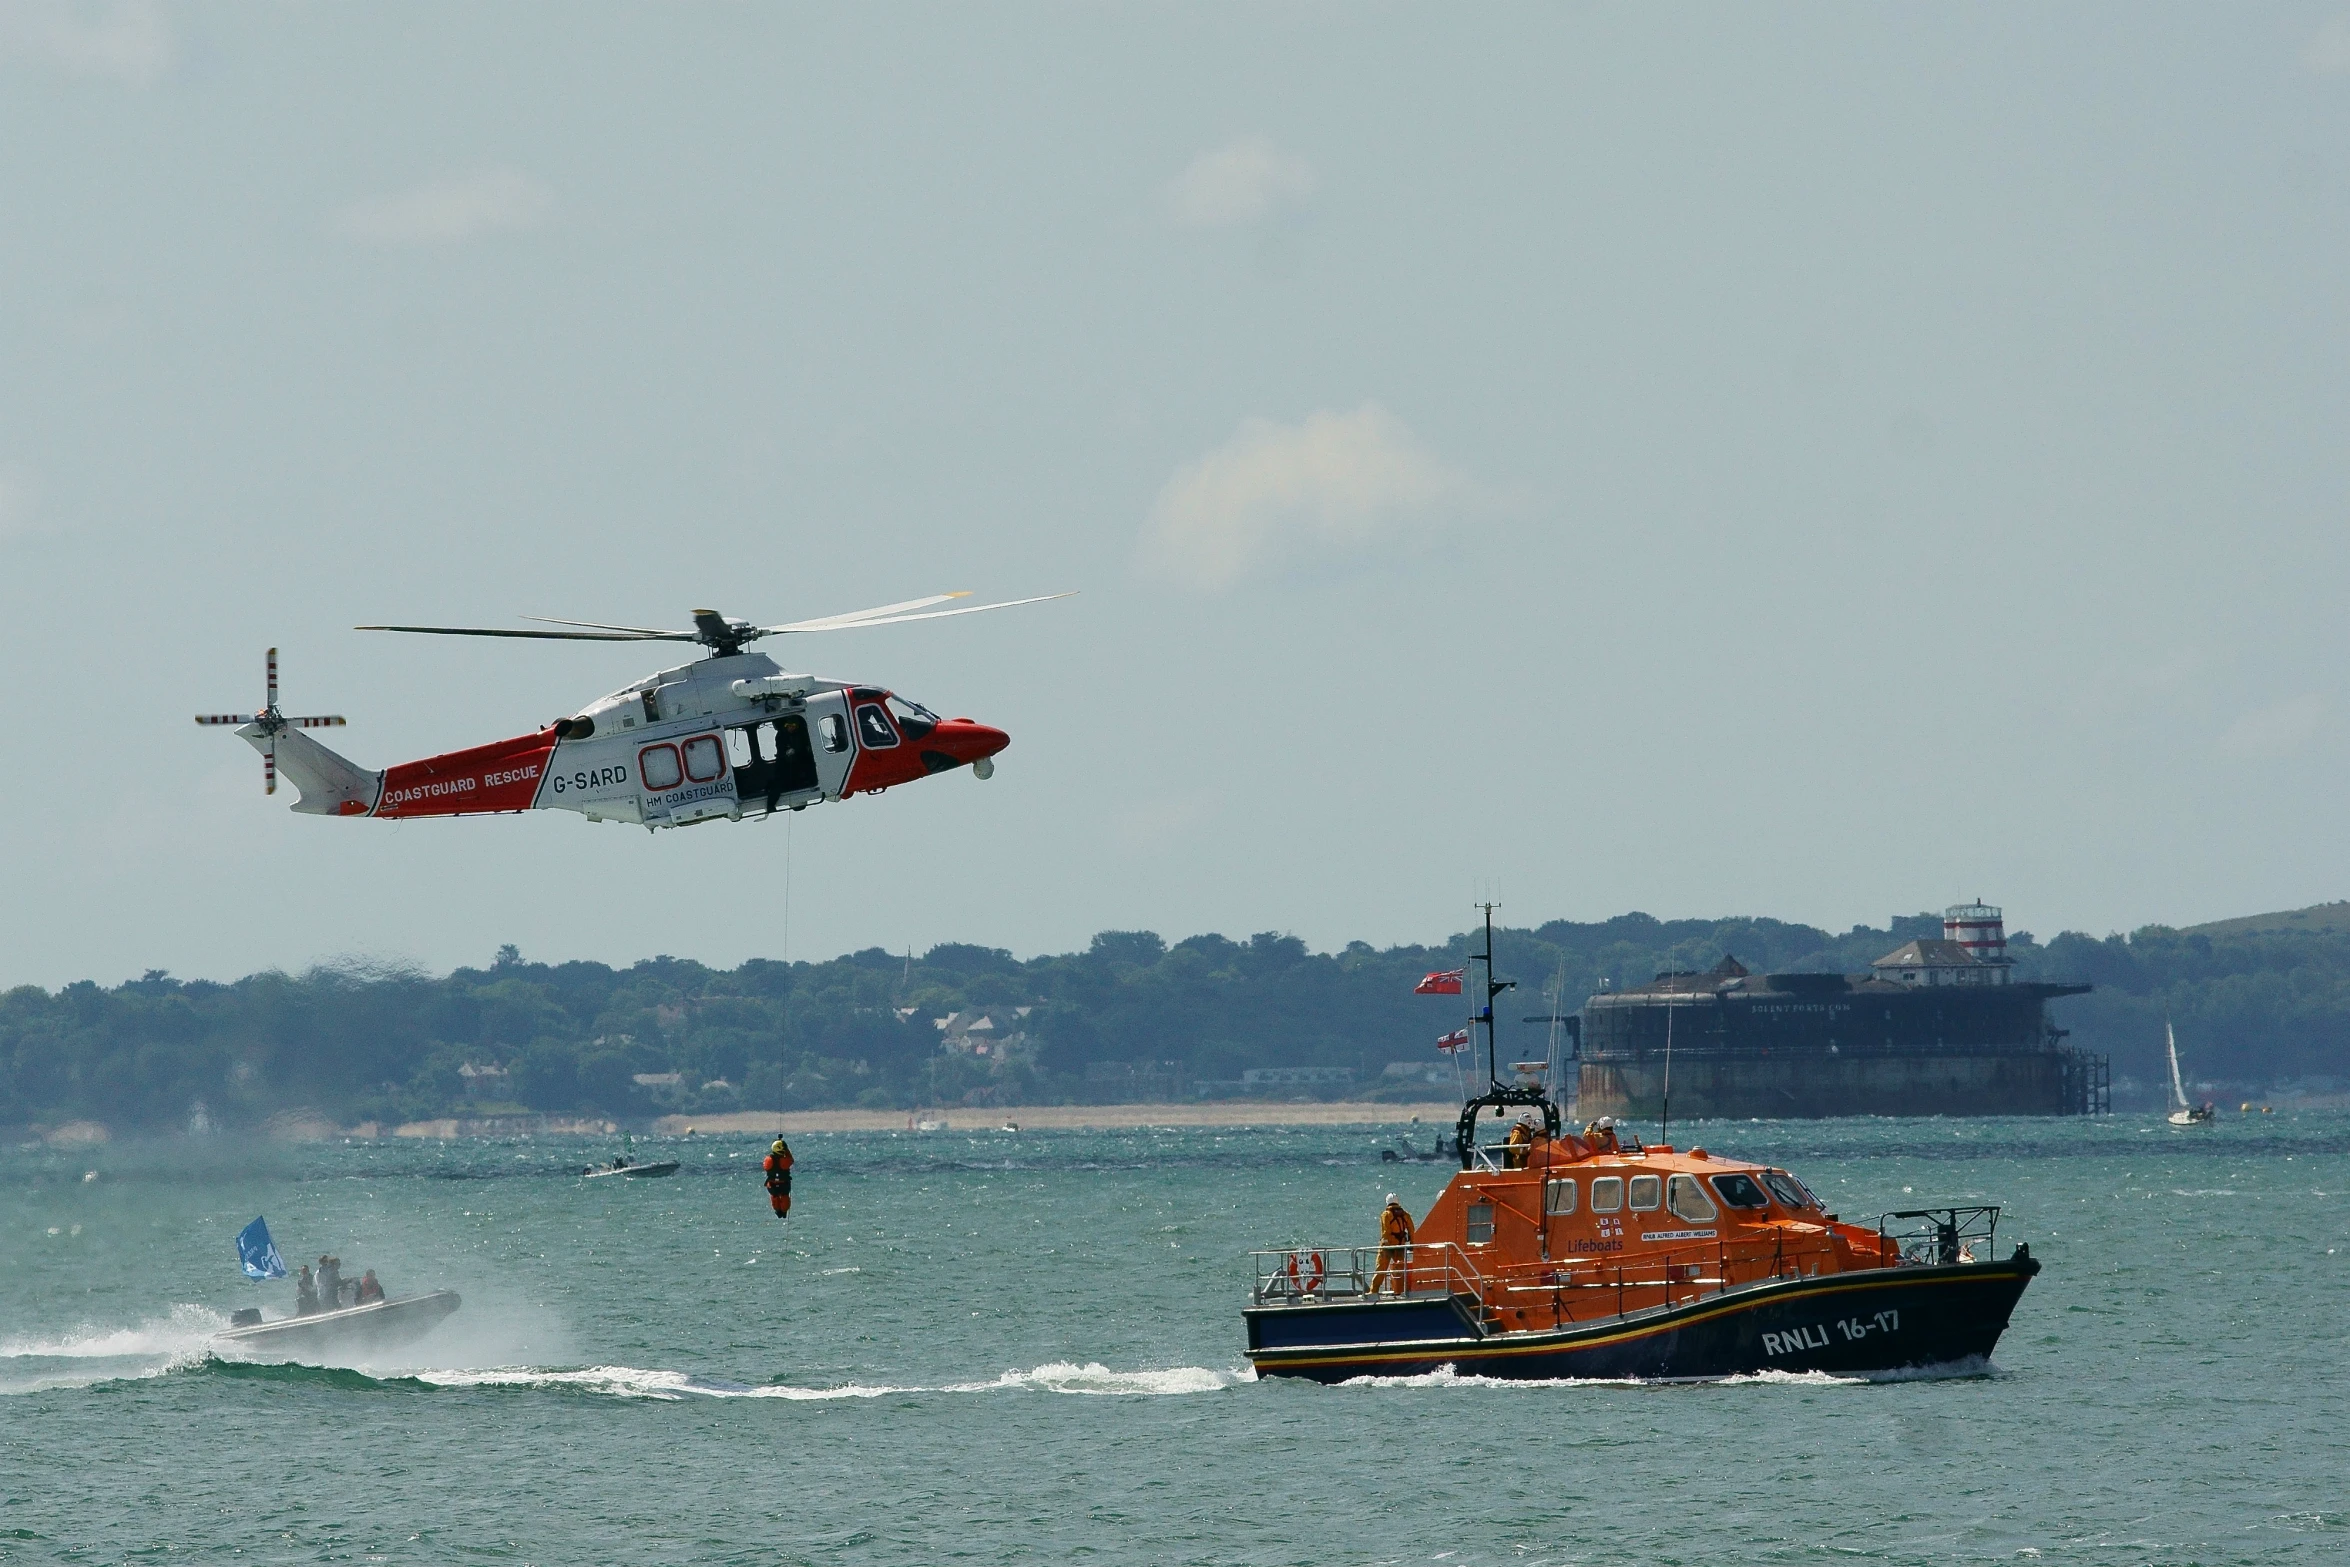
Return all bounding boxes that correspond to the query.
[2305,16,2350,74]
[336,168,554,247]
[0,0,171,87]
[1139,405,1471,590]
[1163,136,1314,228]
[2217,693,2325,759]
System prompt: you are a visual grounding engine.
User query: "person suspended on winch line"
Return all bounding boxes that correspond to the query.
[1370,1194,1414,1295]
[763,1136,794,1218]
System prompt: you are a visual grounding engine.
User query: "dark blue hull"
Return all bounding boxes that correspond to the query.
[1245,1259,2037,1383]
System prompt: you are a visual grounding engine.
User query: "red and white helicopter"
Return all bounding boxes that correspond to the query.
[196,593,1067,829]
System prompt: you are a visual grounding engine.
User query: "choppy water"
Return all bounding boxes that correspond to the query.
[4,1114,2346,1565]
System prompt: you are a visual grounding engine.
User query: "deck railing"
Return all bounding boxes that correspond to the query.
[1876,1205,2002,1266]
[1253,1206,2012,1329]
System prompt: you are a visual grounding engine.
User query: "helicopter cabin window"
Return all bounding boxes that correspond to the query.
[855,704,899,748]
[638,744,682,792]
[817,713,848,753]
[1589,1176,1624,1213]
[1628,1174,1662,1212]
[885,695,938,741]
[1465,1200,1495,1245]
[682,734,725,783]
[1760,1170,1818,1209]
[1666,1174,1718,1223]
[1544,1177,1577,1215]
[726,728,755,769]
[1709,1172,1772,1209]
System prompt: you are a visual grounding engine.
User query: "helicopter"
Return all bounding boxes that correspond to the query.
[195,593,1068,830]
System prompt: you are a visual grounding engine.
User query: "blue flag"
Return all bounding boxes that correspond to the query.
[236,1216,287,1281]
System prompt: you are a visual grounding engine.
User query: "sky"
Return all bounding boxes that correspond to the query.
[3,3,2348,990]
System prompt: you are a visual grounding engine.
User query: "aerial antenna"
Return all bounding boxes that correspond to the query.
[1660,987,1677,1146]
[195,648,345,795]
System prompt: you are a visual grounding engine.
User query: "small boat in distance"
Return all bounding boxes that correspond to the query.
[582,1154,680,1178]
[2165,1020,2215,1126]
[216,1291,461,1355]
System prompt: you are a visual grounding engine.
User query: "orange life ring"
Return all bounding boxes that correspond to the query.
[1285,1250,1325,1294]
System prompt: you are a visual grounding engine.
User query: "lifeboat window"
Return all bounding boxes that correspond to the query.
[856,704,899,748]
[1590,1176,1623,1213]
[639,744,682,791]
[1709,1173,1771,1209]
[682,734,726,783]
[1628,1174,1662,1212]
[819,713,849,753]
[1544,1178,1577,1216]
[1465,1200,1495,1245]
[1666,1174,1717,1222]
[1761,1170,1818,1209]
[885,694,938,741]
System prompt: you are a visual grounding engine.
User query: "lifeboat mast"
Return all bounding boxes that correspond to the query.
[1452,903,1561,1169]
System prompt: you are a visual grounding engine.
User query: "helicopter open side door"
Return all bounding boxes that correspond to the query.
[800,690,858,802]
[724,713,823,815]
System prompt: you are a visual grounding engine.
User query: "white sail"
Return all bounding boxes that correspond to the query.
[2166,1020,2190,1112]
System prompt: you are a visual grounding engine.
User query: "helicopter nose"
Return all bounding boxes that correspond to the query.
[928,719,1009,765]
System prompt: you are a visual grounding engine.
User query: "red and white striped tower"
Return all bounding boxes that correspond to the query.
[1944,901,2008,976]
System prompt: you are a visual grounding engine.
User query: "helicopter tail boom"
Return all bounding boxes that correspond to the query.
[244,723,384,817]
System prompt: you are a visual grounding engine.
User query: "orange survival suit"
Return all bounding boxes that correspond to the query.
[763,1137,794,1218]
[1370,1197,1414,1294]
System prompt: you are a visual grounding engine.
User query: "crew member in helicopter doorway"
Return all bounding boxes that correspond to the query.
[763,1137,794,1219]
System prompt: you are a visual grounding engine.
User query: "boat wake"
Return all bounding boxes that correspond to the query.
[2,1323,1243,1402]
[418,1360,1245,1401]
[1332,1359,1993,1391]
[0,1304,228,1396]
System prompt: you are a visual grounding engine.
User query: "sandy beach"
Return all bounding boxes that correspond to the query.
[651,1102,1460,1135]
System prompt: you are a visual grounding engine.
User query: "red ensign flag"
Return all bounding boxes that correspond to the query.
[1415,968,1465,995]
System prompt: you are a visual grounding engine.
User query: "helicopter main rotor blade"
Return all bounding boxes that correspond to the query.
[758,592,1074,636]
[356,624,697,643]
[520,615,688,636]
[766,592,968,630]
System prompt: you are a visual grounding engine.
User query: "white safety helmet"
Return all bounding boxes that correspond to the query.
[1385,1193,1399,1205]
[1596,1116,1615,1129]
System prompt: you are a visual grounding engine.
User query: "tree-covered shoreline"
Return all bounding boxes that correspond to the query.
[7,907,2346,1133]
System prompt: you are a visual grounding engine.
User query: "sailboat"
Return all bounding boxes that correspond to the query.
[2165,1019,2214,1126]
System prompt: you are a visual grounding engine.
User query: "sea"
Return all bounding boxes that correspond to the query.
[4,1113,2345,1566]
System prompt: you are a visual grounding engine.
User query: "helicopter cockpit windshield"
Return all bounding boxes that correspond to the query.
[885,694,938,741]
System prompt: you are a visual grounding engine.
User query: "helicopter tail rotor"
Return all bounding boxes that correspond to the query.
[196,648,347,796]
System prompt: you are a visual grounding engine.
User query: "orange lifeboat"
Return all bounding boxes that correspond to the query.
[1245,1097,2039,1383]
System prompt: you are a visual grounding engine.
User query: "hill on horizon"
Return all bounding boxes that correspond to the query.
[5,900,2346,1134]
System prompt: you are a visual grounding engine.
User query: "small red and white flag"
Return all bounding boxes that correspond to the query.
[1436,1028,1471,1054]
[1415,968,1465,995]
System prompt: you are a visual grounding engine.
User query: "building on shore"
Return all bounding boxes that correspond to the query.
[1577,903,2103,1118]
